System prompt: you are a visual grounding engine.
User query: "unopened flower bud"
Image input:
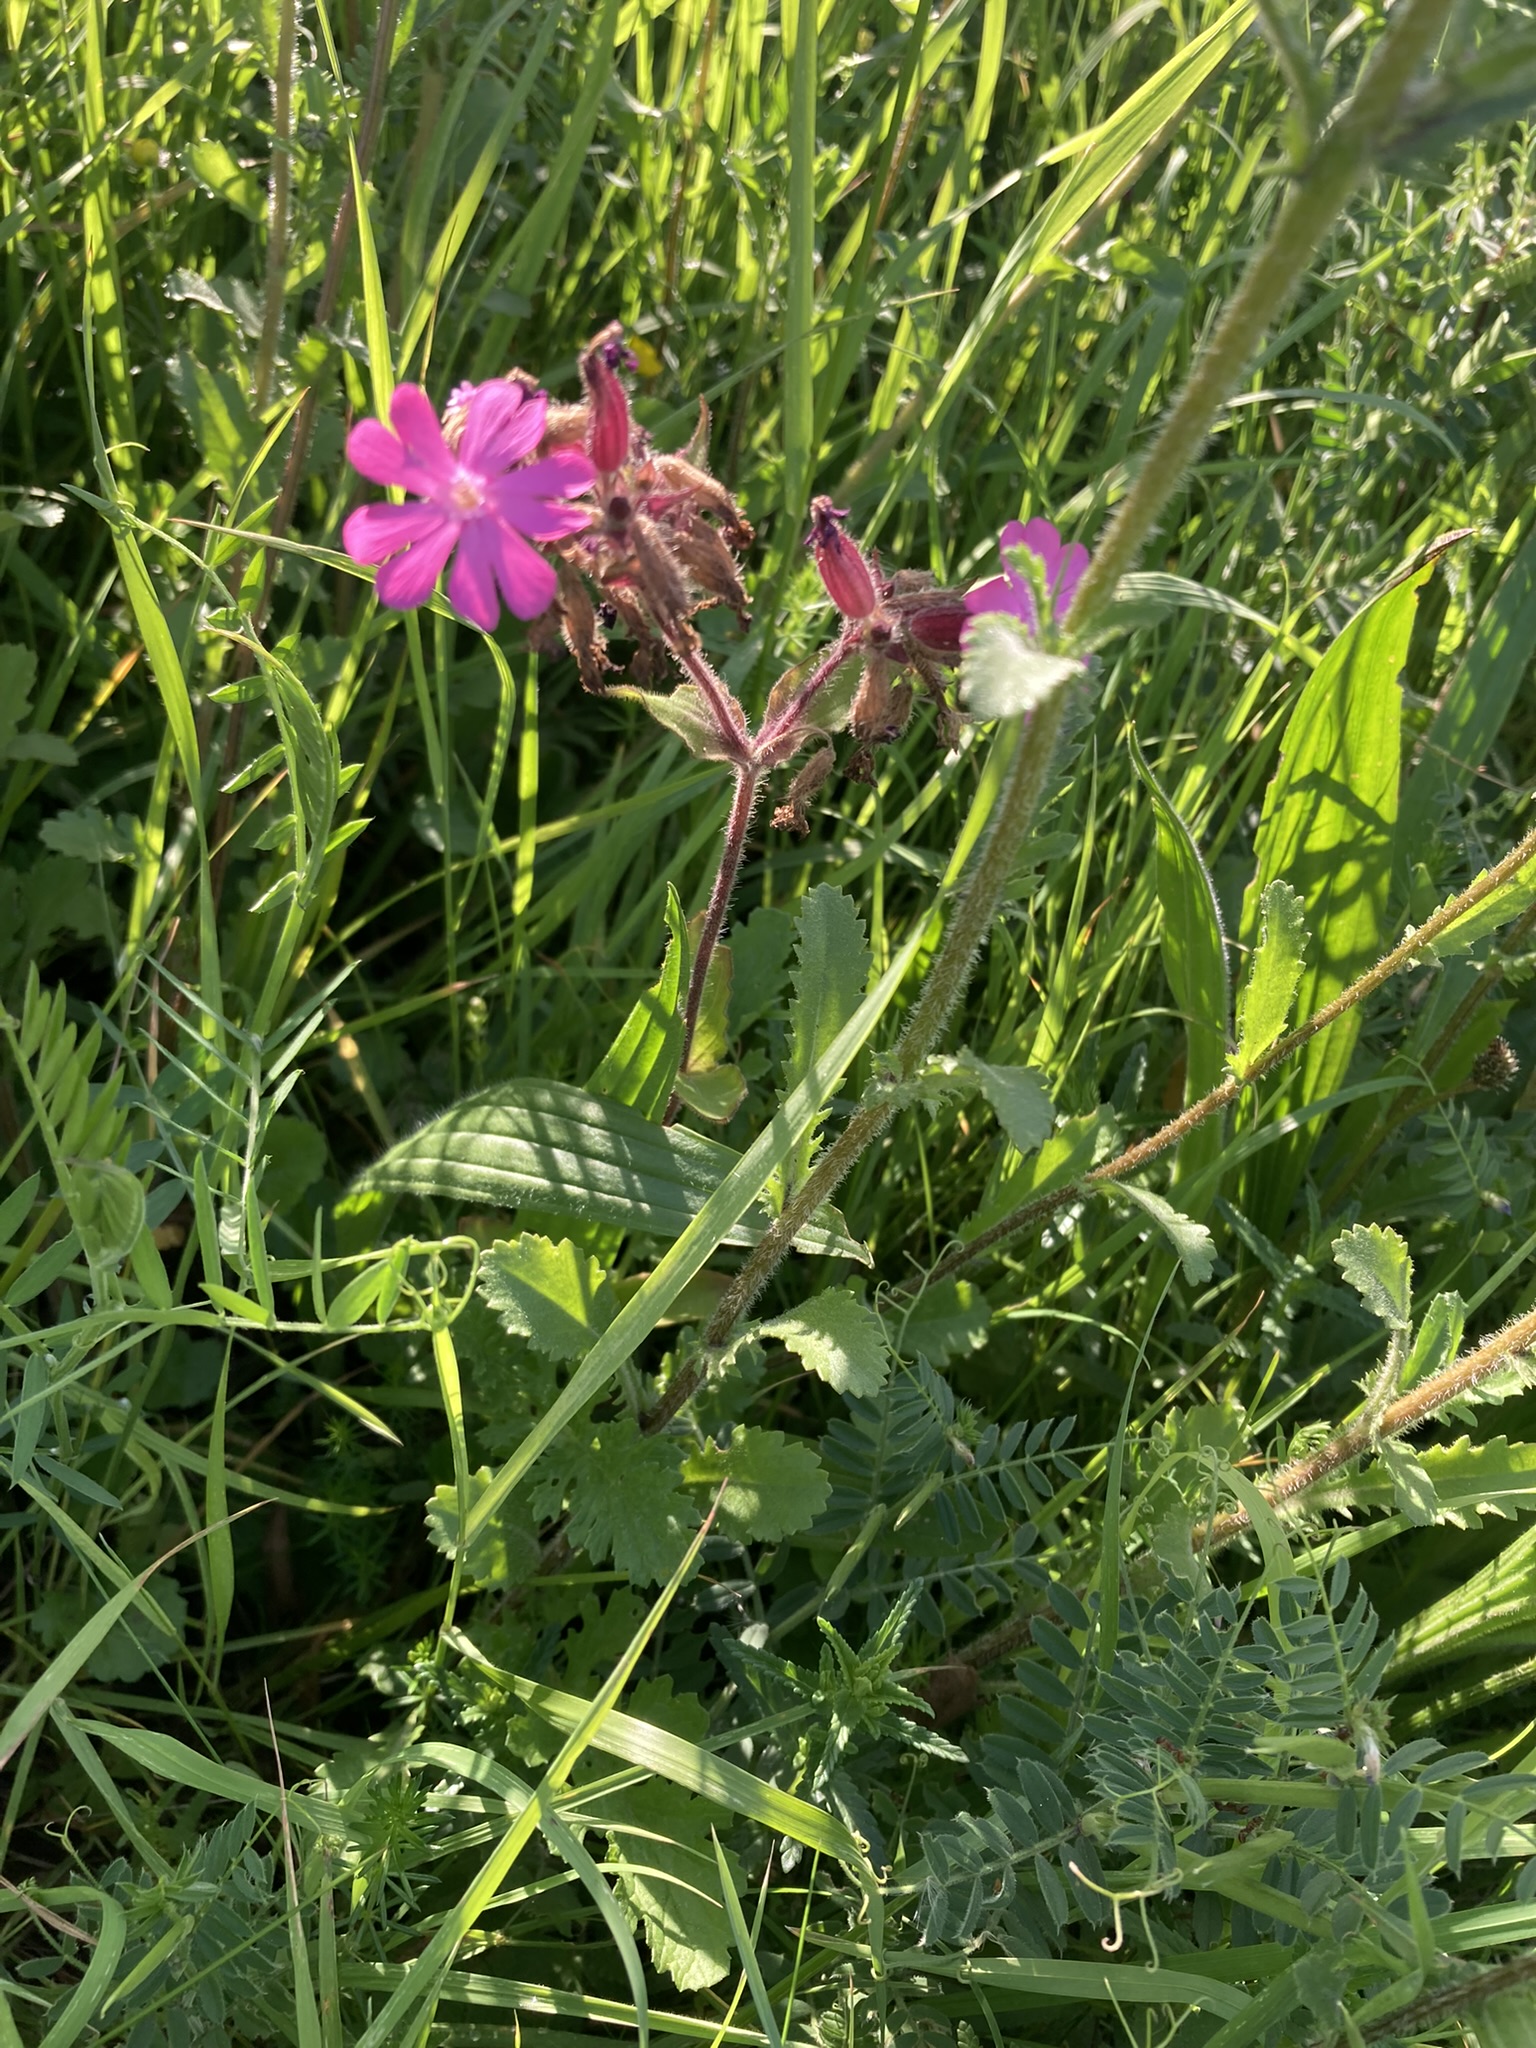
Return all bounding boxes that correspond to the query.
[902,599,969,662]
[807,496,878,621]
[580,322,633,473]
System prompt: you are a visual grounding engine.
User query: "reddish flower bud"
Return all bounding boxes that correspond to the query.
[580,323,634,473]
[902,599,969,661]
[807,496,879,621]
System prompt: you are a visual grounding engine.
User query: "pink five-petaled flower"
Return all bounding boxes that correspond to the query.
[343,381,595,633]
[963,517,1089,644]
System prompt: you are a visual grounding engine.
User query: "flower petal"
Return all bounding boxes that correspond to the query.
[373,519,459,611]
[459,380,548,473]
[1053,541,1091,612]
[447,519,503,632]
[964,571,1037,636]
[343,501,454,566]
[491,452,597,542]
[389,384,455,482]
[346,418,412,488]
[1013,516,1064,586]
[487,518,558,619]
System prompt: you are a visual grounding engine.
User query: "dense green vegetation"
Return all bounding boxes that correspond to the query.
[7,0,1536,2041]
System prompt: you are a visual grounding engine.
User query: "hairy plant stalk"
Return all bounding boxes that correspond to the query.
[927,816,1536,1286]
[1193,1299,1536,1555]
[674,639,751,753]
[1355,1947,1536,2042]
[756,625,862,752]
[1063,0,1456,636]
[666,764,760,1118]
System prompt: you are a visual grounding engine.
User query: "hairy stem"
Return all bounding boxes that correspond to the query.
[1063,0,1455,637]
[665,764,760,1123]
[927,816,1536,1286]
[1355,1948,1536,2043]
[1193,1299,1536,1556]
[673,638,752,755]
[757,624,863,754]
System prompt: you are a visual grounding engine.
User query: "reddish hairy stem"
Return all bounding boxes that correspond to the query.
[665,764,761,1123]
[926,817,1536,1286]
[756,624,863,754]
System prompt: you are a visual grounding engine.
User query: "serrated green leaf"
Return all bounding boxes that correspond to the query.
[1333,1222,1412,1331]
[425,1467,539,1587]
[347,1079,868,1260]
[1378,1441,1439,1528]
[1418,847,1536,961]
[1232,878,1308,1076]
[606,1775,735,1992]
[1106,1182,1215,1283]
[784,885,871,1186]
[479,1233,618,1361]
[955,1051,1053,1154]
[566,1423,698,1584]
[682,1426,829,1541]
[959,615,1080,722]
[757,1287,891,1396]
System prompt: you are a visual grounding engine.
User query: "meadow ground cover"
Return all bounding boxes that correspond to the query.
[8,1,1536,2042]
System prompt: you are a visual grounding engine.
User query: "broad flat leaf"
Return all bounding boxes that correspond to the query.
[0,642,38,758]
[968,1104,1120,1238]
[955,1052,1053,1154]
[959,615,1080,722]
[425,1467,539,1587]
[682,1425,829,1541]
[1106,1182,1215,1283]
[565,1422,698,1584]
[730,905,795,1025]
[589,887,687,1120]
[1333,1222,1412,1331]
[758,1288,891,1397]
[345,1079,867,1259]
[612,682,742,761]
[605,1772,734,1990]
[673,1063,746,1122]
[1323,1435,1536,1528]
[1131,731,1227,1206]
[1232,879,1308,1076]
[29,1580,189,1685]
[897,1279,992,1362]
[479,1234,617,1360]
[1242,567,1426,1225]
[1378,1442,1439,1528]
[37,804,137,865]
[675,929,745,1122]
[1403,1291,1465,1392]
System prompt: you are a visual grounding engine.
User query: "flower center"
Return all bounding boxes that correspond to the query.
[446,468,486,517]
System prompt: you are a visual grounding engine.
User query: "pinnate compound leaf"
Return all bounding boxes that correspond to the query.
[682,1425,830,1541]
[426,1467,539,1587]
[1232,879,1308,1075]
[954,1052,1054,1154]
[758,1288,892,1397]
[1107,1183,1216,1283]
[1333,1222,1412,1331]
[566,1422,698,1584]
[960,615,1080,722]
[479,1233,618,1360]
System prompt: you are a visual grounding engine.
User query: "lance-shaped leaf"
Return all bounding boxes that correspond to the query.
[1232,879,1308,1077]
[345,1079,867,1259]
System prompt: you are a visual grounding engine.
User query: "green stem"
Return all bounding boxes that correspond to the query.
[1063,0,1455,638]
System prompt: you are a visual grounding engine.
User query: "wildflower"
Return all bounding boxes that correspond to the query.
[963,517,1089,642]
[343,381,594,632]
[580,324,635,474]
[807,497,879,622]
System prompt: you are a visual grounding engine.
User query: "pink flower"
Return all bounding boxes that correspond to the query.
[963,517,1089,642]
[343,382,594,632]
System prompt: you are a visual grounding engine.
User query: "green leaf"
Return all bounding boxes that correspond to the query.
[164,351,270,505]
[63,1160,145,1271]
[1333,1222,1412,1330]
[959,616,1080,722]
[1419,846,1536,960]
[896,1278,992,1363]
[606,1776,734,1992]
[29,1578,188,1685]
[1378,1441,1439,1527]
[565,1423,698,1584]
[0,642,38,760]
[185,136,265,218]
[954,1051,1053,1154]
[682,1425,830,1541]
[784,884,871,1184]
[673,1064,746,1122]
[675,931,746,1123]
[346,1079,867,1259]
[425,1467,539,1588]
[968,1104,1120,1237]
[1106,1182,1216,1283]
[589,887,688,1121]
[757,1287,891,1397]
[479,1233,618,1362]
[611,684,743,762]
[1232,878,1308,1077]
[1403,1291,1465,1392]
[1390,1521,1536,1675]
[37,805,137,865]
[1242,565,1426,1223]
